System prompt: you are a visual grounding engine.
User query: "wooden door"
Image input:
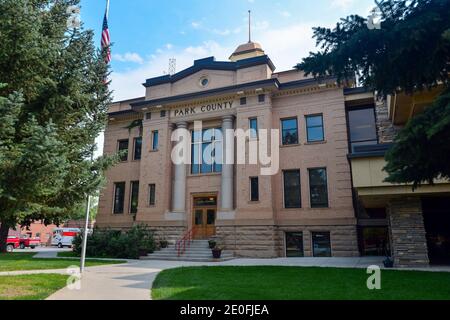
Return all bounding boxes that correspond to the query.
[193,196,217,239]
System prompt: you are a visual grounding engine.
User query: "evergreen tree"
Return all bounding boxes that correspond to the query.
[297,0,450,186]
[0,0,115,252]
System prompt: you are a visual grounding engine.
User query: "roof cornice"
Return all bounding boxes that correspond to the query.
[143,55,276,87]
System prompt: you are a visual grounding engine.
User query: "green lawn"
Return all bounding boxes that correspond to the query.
[0,274,69,300]
[152,266,450,300]
[0,253,124,272]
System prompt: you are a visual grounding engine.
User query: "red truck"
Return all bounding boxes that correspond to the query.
[19,235,40,249]
[6,236,20,252]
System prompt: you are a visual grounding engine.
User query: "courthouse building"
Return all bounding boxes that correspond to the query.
[97,40,450,266]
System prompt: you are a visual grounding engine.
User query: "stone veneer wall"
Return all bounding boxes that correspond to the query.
[375,96,401,144]
[148,226,186,244]
[216,225,359,258]
[388,198,430,268]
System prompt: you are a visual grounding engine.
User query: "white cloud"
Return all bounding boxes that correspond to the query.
[109,22,320,100]
[191,21,201,29]
[112,52,144,64]
[330,0,355,9]
[279,11,291,18]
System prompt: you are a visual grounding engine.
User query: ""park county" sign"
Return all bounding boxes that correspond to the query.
[171,101,234,118]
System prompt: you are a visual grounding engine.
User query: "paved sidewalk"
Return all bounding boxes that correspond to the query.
[43,257,450,300]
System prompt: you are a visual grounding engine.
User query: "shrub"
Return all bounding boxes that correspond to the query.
[73,225,156,259]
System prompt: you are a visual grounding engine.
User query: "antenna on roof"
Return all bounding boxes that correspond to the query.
[248,10,252,43]
[169,58,176,76]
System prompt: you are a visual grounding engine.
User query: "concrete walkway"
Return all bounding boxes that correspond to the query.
[47,257,388,300]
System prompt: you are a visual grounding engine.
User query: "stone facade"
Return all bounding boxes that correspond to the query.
[375,96,401,144]
[387,198,430,268]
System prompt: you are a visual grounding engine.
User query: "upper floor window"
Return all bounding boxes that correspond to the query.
[281,118,299,145]
[250,177,259,202]
[283,170,301,208]
[160,110,166,118]
[347,106,377,153]
[191,128,222,175]
[133,137,142,160]
[240,97,247,105]
[117,140,129,162]
[113,182,126,214]
[258,94,265,103]
[306,115,325,142]
[151,131,159,151]
[249,118,258,139]
[130,181,139,214]
[149,184,156,206]
[308,168,329,208]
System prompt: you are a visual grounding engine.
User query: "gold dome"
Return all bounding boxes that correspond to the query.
[229,41,265,61]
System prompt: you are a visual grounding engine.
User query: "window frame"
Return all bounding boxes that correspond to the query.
[240,97,247,105]
[312,231,332,257]
[148,184,156,206]
[305,114,325,143]
[250,177,259,202]
[249,117,258,139]
[281,117,299,146]
[308,167,329,208]
[151,130,159,151]
[283,169,302,209]
[117,139,129,162]
[129,181,140,214]
[346,105,379,153]
[191,127,223,175]
[113,182,126,214]
[258,94,265,103]
[133,137,142,161]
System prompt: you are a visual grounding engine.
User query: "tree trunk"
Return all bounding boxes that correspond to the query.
[0,220,10,253]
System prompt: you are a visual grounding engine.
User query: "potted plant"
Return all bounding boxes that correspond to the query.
[383,257,394,268]
[212,246,223,259]
[208,240,217,249]
[160,240,169,249]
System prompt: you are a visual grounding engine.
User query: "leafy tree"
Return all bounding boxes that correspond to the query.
[0,0,116,252]
[297,0,450,186]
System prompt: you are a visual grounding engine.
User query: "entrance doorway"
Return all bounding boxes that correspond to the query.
[423,197,450,265]
[192,195,217,239]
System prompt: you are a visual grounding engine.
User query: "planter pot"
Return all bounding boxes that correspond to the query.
[212,249,222,259]
[383,257,394,268]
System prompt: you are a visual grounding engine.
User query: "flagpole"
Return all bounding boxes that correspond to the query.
[106,0,110,19]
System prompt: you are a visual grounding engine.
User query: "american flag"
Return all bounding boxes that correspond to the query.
[101,0,111,64]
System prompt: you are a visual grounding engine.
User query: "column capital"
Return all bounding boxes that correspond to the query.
[175,121,189,129]
[222,115,235,122]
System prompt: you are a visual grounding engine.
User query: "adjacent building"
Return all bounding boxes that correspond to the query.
[97,40,450,267]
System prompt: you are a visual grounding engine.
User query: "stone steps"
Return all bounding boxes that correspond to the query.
[141,240,234,262]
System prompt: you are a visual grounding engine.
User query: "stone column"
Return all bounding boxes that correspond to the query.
[219,116,235,216]
[169,121,188,218]
[388,198,430,268]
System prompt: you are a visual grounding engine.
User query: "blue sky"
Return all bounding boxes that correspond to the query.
[80,0,375,101]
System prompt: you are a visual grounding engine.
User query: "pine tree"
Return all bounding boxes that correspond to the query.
[0,0,115,252]
[297,0,450,186]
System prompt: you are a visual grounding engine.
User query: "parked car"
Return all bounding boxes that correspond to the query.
[51,228,81,248]
[6,236,20,253]
[19,235,40,249]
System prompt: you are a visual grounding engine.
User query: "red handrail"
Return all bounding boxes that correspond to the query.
[175,228,195,257]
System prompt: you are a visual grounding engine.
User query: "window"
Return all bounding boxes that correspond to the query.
[191,128,222,174]
[130,181,139,214]
[359,227,390,257]
[113,182,126,214]
[281,118,299,145]
[286,232,304,257]
[250,177,259,202]
[240,97,247,105]
[149,184,156,206]
[160,110,166,118]
[347,106,377,153]
[249,118,258,139]
[309,168,329,208]
[258,94,265,103]
[133,137,142,160]
[306,115,325,142]
[151,131,159,151]
[145,112,152,120]
[117,140,129,162]
[312,232,332,257]
[283,170,301,208]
